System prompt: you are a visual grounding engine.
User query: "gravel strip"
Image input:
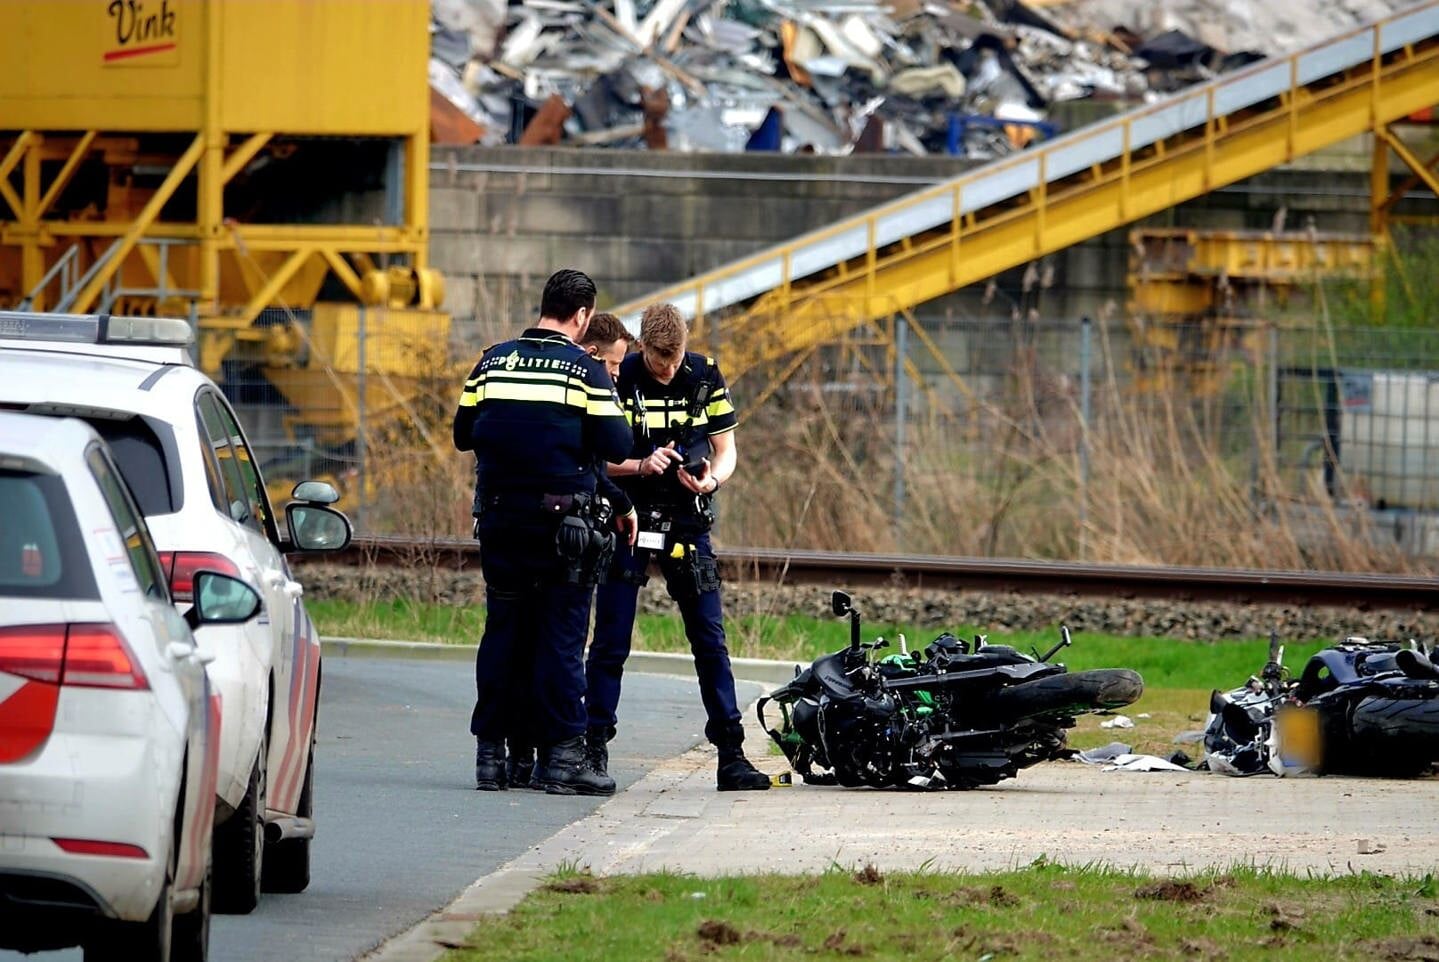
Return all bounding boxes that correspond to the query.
[295,562,1437,642]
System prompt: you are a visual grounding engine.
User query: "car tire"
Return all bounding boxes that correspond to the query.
[85,862,174,962]
[213,733,266,914]
[171,859,211,962]
[262,738,314,894]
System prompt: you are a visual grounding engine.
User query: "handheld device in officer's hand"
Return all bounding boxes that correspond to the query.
[673,435,711,476]
[670,375,715,475]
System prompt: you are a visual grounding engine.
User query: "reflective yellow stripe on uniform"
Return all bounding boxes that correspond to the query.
[706,397,735,418]
[459,374,485,408]
[587,396,626,417]
[476,376,588,409]
[642,411,710,430]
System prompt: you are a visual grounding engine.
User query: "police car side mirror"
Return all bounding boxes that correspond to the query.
[185,572,263,629]
[292,480,340,504]
[287,504,353,552]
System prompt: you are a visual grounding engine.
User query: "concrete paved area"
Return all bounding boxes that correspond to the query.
[366,688,1438,961]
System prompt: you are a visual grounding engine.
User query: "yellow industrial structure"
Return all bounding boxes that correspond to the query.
[1126,227,1376,392]
[613,2,1439,390]
[0,0,448,495]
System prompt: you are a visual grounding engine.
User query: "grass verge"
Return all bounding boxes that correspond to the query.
[441,864,1439,962]
[308,598,1324,690]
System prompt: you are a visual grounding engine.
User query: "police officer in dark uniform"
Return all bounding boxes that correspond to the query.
[585,302,770,792]
[453,269,632,796]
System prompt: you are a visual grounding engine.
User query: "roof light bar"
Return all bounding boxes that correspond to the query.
[0,311,193,347]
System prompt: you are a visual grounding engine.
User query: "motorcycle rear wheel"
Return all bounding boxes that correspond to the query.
[982,670,1144,722]
[1351,695,1439,771]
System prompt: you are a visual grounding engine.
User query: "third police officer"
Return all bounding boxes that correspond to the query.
[585,303,771,792]
[453,269,631,796]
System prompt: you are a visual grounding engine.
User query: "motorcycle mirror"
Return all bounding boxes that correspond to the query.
[873,638,889,650]
[831,590,852,617]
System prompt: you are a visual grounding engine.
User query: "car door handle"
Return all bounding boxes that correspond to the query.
[167,642,216,667]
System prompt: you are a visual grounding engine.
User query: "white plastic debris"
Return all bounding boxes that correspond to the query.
[1100,715,1135,730]
[1102,754,1190,773]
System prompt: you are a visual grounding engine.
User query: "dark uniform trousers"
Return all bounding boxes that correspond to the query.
[471,512,591,746]
[586,532,743,746]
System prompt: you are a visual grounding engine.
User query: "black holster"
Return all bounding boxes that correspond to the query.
[660,543,720,601]
[553,493,615,588]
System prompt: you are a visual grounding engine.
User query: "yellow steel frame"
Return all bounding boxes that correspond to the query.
[612,7,1439,386]
[1124,227,1378,394]
[0,1,432,376]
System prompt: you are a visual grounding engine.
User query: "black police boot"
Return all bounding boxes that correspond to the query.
[716,743,771,792]
[538,737,616,796]
[584,728,610,778]
[475,739,507,791]
[506,744,536,790]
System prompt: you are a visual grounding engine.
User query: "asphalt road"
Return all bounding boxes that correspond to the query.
[7,657,750,962]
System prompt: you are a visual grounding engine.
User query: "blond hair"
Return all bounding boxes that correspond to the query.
[639,303,687,357]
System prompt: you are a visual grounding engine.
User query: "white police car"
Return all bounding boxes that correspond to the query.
[0,412,261,961]
[0,313,352,913]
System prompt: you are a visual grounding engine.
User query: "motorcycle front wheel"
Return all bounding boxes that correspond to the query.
[982,669,1144,722]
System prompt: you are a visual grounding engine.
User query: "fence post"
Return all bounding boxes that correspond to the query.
[894,313,909,546]
[1078,316,1092,558]
[357,304,367,533]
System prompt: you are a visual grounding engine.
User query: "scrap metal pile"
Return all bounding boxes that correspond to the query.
[428,0,1275,155]
[428,0,1415,154]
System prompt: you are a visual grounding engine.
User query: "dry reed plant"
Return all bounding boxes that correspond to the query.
[717,315,1432,575]
[345,307,1432,577]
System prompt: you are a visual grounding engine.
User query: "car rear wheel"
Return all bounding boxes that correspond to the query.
[213,733,266,914]
[85,863,174,962]
[263,738,314,894]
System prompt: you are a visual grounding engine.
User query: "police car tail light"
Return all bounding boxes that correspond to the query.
[159,551,243,603]
[61,624,149,691]
[0,623,146,690]
[0,623,66,683]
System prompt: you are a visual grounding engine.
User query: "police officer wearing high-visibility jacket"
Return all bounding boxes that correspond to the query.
[586,303,770,792]
[452,269,632,796]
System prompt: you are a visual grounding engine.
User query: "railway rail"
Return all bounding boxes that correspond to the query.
[298,536,1439,612]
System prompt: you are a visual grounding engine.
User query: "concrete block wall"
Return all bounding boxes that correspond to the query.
[426,141,1437,343]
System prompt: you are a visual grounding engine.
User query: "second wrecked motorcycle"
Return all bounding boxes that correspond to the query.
[759,591,1144,789]
[1205,634,1439,777]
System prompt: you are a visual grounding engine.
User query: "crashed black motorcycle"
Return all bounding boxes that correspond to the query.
[1205,634,1439,777]
[758,591,1144,789]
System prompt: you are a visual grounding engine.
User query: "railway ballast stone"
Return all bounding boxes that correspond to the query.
[294,562,1437,643]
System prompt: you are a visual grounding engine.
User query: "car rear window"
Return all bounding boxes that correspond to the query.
[0,471,99,599]
[86,416,181,517]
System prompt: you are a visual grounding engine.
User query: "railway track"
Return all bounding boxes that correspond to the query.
[298,536,1439,612]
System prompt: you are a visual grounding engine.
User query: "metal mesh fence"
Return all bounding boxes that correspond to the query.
[215,310,1439,569]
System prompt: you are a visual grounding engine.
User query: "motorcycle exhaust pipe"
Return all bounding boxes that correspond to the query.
[1396,648,1439,681]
